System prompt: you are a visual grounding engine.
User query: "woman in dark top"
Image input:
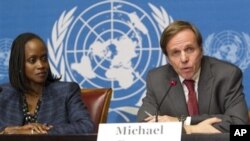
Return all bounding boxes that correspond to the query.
[0,32,94,134]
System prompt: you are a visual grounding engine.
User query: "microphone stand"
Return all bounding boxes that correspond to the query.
[155,80,176,122]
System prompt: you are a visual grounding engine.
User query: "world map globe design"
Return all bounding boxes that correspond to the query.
[64,1,162,100]
[204,30,248,68]
[0,39,12,82]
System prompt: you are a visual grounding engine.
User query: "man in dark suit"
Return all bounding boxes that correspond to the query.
[137,20,249,134]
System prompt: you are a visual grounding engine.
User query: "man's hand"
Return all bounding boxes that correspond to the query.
[144,115,179,122]
[184,117,222,134]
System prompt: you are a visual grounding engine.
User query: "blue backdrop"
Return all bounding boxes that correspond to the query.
[1,0,250,123]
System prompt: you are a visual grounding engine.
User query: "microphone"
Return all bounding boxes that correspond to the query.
[0,87,2,93]
[155,80,177,122]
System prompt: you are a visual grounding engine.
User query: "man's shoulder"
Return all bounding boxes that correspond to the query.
[147,64,177,79]
[204,56,240,70]
[149,64,169,72]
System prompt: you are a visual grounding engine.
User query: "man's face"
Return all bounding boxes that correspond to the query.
[166,29,203,79]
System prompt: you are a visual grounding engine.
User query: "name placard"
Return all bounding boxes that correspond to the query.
[97,122,182,141]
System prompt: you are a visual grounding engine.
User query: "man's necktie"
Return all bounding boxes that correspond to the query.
[183,79,199,116]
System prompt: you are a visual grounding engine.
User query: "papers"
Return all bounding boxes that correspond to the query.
[97,122,182,141]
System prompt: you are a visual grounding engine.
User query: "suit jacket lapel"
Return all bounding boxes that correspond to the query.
[165,65,189,116]
[198,57,213,114]
[170,80,189,115]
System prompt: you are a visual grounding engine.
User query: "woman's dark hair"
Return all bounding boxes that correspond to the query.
[160,20,203,56]
[9,32,60,93]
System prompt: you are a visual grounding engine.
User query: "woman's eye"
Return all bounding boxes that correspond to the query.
[28,58,36,64]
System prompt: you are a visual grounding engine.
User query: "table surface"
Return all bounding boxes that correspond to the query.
[0,133,230,141]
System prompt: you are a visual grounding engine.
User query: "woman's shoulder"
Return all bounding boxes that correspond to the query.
[0,83,19,98]
[0,83,17,92]
[46,81,80,93]
[48,81,78,86]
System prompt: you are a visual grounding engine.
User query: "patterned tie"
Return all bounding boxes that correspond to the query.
[183,79,199,116]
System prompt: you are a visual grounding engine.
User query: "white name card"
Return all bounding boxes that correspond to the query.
[97,122,182,141]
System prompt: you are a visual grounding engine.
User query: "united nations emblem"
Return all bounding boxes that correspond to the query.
[47,1,173,122]
[0,38,12,82]
[204,30,250,71]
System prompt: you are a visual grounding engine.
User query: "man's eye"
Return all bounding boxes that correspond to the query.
[171,51,180,56]
[186,47,194,53]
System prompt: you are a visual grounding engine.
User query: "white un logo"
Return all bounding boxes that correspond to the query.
[48,1,173,121]
[0,38,12,82]
[204,30,250,71]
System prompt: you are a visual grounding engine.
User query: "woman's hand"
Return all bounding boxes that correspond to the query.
[2,123,53,135]
[27,123,53,134]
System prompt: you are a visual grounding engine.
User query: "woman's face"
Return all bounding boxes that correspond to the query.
[24,38,49,85]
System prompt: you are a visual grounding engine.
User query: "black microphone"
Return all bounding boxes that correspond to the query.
[0,87,2,93]
[155,80,177,122]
